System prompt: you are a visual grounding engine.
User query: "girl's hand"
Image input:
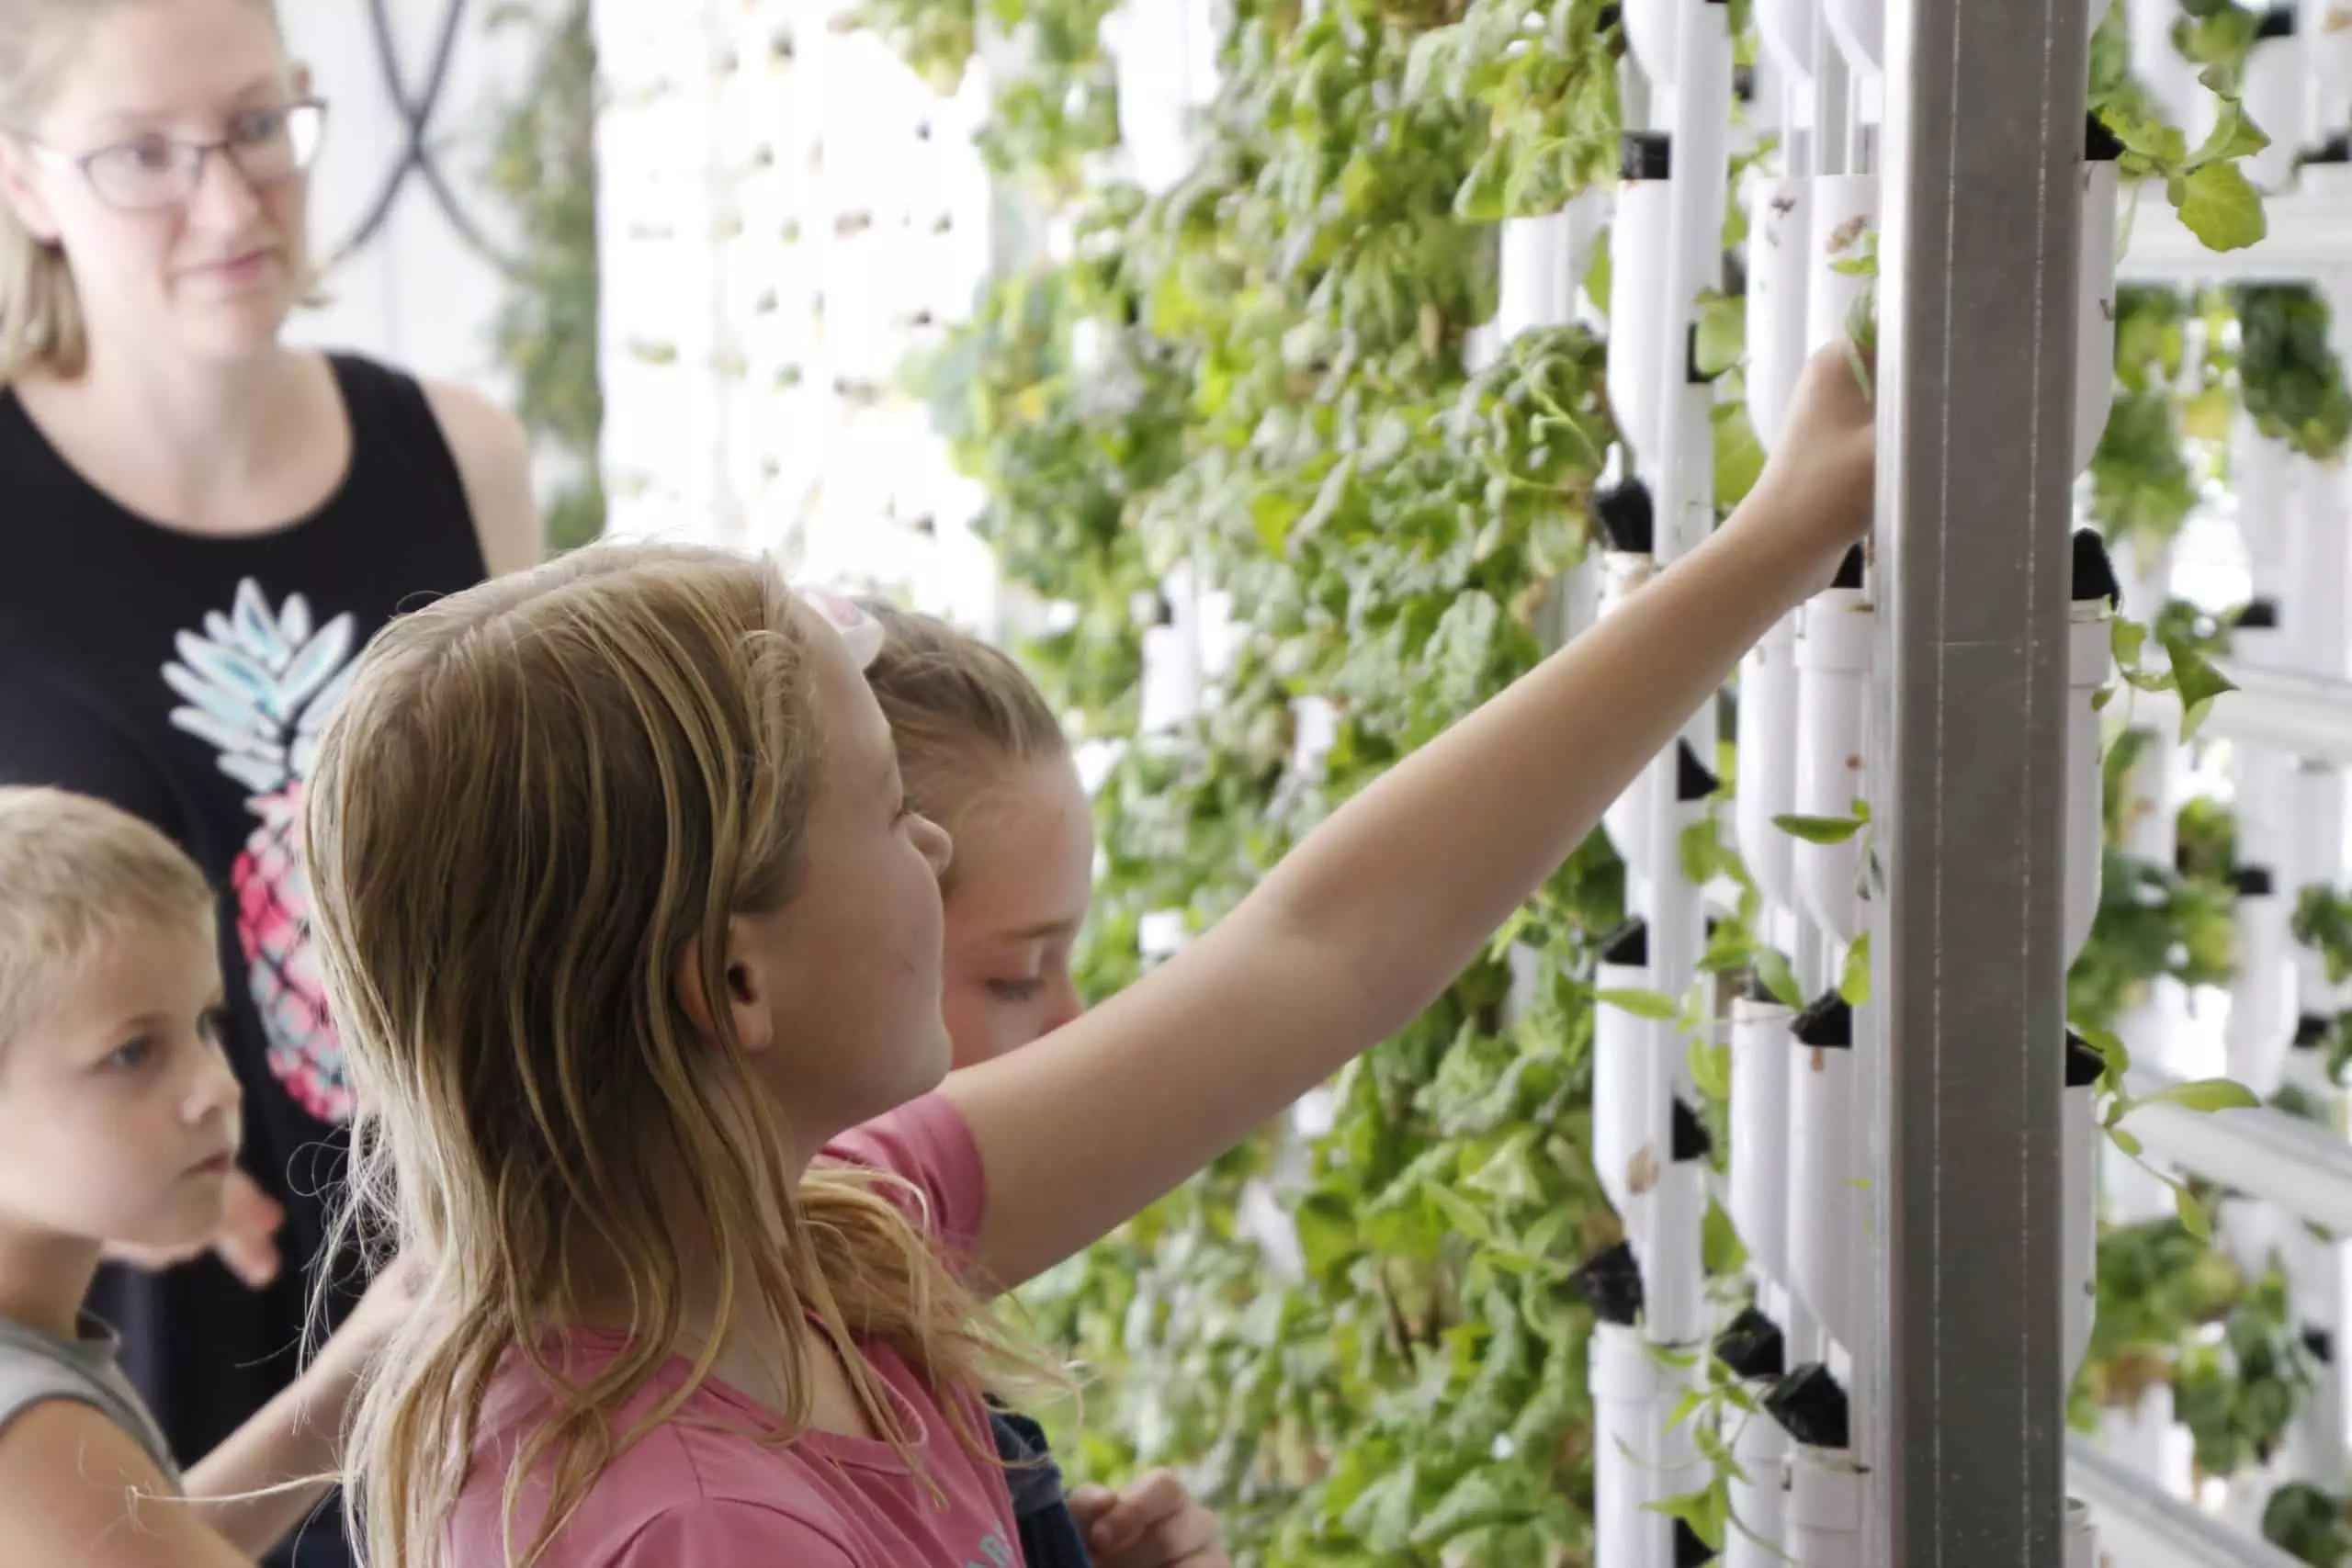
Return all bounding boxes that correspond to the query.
[1068,1472,1229,1568]
[102,1167,284,1288]
[1745,342,1878,561]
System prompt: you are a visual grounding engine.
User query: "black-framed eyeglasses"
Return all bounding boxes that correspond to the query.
[19,98,327,212]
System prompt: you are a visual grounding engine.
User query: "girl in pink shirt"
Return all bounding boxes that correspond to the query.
[299,344,1874,1568]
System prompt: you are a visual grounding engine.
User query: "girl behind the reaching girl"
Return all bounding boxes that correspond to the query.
[865,604,1220,1568]
[302,344,1876,1568]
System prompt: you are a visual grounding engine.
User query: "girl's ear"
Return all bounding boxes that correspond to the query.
[675,925,777,1055]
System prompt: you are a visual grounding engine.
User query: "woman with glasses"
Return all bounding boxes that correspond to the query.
[0,2,537,1563]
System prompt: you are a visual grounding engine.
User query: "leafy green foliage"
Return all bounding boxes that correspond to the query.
[893,1,1640,1557]
[2175,1271,2318,1477]
[2265,1483,2352,1567]
[2233,285,2352,461]
[2087,0,2271,250]
[484,0,605,553]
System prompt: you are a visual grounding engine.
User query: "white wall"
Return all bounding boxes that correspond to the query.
[591,0,1001,626]
[280,0,548,397]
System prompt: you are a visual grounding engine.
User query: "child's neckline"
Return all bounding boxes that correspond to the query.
[556,1325,944,1474]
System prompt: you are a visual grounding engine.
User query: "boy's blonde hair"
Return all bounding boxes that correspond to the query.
[861,601,1067,868]
[302,545,1055,1568]
[0,786,213,1054]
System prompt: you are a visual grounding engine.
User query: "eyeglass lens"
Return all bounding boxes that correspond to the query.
[83,102,324,210]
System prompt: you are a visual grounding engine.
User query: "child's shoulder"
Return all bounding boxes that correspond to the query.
[0,1315,178,1486]
[817,1092,986,1253]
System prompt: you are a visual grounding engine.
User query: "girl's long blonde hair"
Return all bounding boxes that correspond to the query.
[303,545,1051,1568]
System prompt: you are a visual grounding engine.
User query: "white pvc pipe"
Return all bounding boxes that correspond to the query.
[1804,175,1879,357]
[2070,1436,2310,1568]
[1822,0,1881,88]
[1738,615,1803,913]
[1610,141,1674,463]
[1756,0,1813,88]
[2064,1035,2104,1385]
[2239,423,2291,608]
[2065,1499,2097,1568]
[2075,157,2120,474]
[1621,0,1676,91]
[1789,995,1859,1352]
[1732,990,1796,1288]
[2116,1066,2352,1235]
[2242,17,2301,193]
[2294,764,2346,1019]
[2124,0,2198,130]
[2286,454,2349,676]
[1786,1448,1863,1568]
[1646,1107,1710,1346]
[1497,194,1603,342]
[1746,175,1814,450]
[2230,869,2295,1097]
[1595,922,1654,1235]
[2281,1224,2344,1486]
[1727,1411,1792,1568]
[1593,1325,1665,1568]
[2064,604,2110,965]
[1794,589,1871,942]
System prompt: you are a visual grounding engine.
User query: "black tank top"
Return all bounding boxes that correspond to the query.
[0,355,487,1567]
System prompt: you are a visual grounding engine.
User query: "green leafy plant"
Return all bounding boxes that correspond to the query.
[2265,1482,2352,1567]
[484,0,605,554]
[2088,0,2271,250]
[2233,285,2352,461]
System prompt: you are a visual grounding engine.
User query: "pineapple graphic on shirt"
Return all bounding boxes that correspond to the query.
[164,579,362,1122]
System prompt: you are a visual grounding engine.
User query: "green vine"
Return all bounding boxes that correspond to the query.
[483,0,605,555]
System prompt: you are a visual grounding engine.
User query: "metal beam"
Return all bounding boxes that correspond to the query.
[1874,0,2089,1559]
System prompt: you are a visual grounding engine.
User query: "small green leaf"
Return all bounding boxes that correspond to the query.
[2143,1077,2261,1114]
[1695,290,1745,378]
[2177,1179,2212,1239]
[2173,161,2267,253]
[1690,1038,1734,1103]
[1774,812,1864,844]
[2111,616,2150,668]
[1702,1196,1748,1276]
[2186,98,2271,170]
[1596,987,1679,1021]
[2108,1124,2144,1157]
[1838,932,1871,1008]
[1754,948,1804,1010]
[2165,636,2238,739]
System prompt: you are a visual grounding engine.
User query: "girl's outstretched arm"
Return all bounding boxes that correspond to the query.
[943,345,1876,1291]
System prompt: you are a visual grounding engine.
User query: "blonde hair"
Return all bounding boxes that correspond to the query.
[0,0,287,383]
[303,545,1055,1568]
[0,785,213,1053]
[862,601,1067,860]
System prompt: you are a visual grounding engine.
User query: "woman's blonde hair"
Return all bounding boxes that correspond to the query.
[0,0,287,384]
[861,601,1067,867]
[304,545,1053,1568]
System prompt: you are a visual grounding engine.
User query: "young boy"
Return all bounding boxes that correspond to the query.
[0,786,401,1567]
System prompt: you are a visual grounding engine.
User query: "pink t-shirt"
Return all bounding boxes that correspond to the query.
[443,1095,1019,1567]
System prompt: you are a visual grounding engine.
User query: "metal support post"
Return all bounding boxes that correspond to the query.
[1872,0,2090,1557]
